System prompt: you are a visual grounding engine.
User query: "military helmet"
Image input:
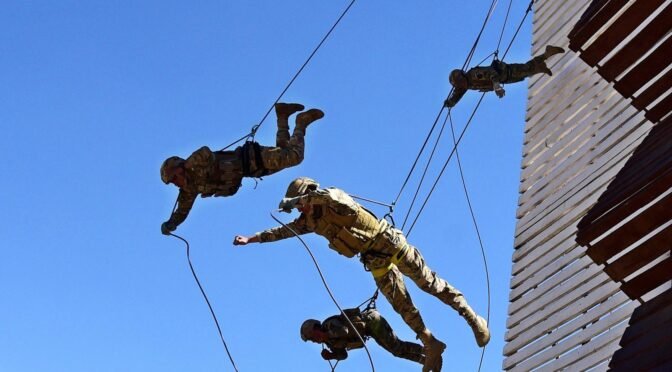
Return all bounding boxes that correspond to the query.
[160,156,185,184]
[285,177,319,199]
[449,69,466,86]
[300,319,321,342]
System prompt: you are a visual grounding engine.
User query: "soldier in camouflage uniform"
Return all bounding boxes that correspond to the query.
[160,103,323,235]
[444,45,565,108]
[300,307,425,365]
[233,177,490,372]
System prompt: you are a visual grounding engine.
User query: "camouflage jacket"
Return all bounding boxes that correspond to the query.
[256,188,384,257]
[321,308,369,360]
[167,146,244,228]
[445,62,505,107]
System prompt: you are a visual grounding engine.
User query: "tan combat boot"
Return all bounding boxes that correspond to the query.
[463,308,490,347]
[275,102,305,118]
[544,45,565,59]
[420,331,446,372]
[295,108,324,130]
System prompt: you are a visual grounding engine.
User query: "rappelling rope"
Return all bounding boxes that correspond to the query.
[447,112,491,372]
[270,211,376,372]
[169,233,240,372]
[222,0,358,150]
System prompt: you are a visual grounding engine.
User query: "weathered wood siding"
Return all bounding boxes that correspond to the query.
[502,0,660,370]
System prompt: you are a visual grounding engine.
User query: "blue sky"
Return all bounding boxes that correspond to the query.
[1,1,533,371]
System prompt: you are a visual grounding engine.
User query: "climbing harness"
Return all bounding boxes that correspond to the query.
[169,233,239,372]
[270,211,376,372]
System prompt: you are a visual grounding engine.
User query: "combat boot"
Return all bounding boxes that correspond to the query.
[420,332,446,372]
[275,102,305,118]
[462,308,490,347]
[295,108,324,130]
[544,45,565,59]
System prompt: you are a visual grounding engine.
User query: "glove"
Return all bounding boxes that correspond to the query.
[161,221,176,235]
[444,98,455,108]
[321,349,334,360]
[278,196,301,213]
[495,87,505,98]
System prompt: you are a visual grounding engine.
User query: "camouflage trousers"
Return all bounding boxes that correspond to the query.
[362,309,425,364]
[257,116,305,175]
[495,55,547,84]
[362,228,470,338]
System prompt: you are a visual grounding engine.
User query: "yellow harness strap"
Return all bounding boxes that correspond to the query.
[370,243,409,278]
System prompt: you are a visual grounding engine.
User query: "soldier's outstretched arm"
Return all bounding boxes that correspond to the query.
[161,190,197,235]
[444,88,466,108]
[233,216,310,245]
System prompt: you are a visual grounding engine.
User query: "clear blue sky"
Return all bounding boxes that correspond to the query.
[1,1,533,371]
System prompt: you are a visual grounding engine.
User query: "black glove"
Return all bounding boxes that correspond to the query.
[161,221,176,235]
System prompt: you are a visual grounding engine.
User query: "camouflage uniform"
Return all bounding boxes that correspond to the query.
[256,187,487,351]
[319,308,425,364]
[445,45,564,107]
[165,111,313,230]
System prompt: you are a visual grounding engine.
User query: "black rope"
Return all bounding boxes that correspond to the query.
[447,113,491,372]
[270,211,375,372]
[501,0,534,61]
[400,108,448,231]
[169,233,239,372]
[405,93,487,237]
[249,0,357,142]
[495,0,514,57]
[220,0,357,150]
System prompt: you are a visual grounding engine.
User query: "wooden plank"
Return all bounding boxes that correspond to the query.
[605,224,672,281]
[609,321,672,371]
[587,192,672,263]
[576,167,672,246]
[516,111,648,226]
[510,235,578,289]
[503,296,635,368]
[504,290,630,353]
[520,89,620,186]
[646,91,672,123]
[621,257,672,299]
[508,302,634,371]
[600,2,672,81]
[509,246,584,300]
[632,68,672,110]
[506,272,609,330]
[509,256,597,316]
[581,0,666,66]
[582,131,672,216]
[516,122,646,241]
[620,300,672,345]
[503,290,631,356]
[534,1,587,49]
[528,321,628,372]
[615,35,672,98]
[576,127,672,230]
[569,0,628,50]
[629,288,672,323]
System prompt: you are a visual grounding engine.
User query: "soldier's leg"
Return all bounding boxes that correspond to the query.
[374,266,445,371]
[274,103,304,148]
[364,310,425,365]
[396,245,490,347]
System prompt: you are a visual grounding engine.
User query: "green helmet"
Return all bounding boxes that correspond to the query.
[285,177,319,199]
[160,156,185,184]
[300,319,321,342]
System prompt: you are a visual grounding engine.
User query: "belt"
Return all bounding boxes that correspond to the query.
[370,243,409,278]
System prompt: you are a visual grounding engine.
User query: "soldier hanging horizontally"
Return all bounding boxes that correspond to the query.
[300,307,426,366]
[160,104,324,235]
[233,177,490,372]
[444,45,565,108]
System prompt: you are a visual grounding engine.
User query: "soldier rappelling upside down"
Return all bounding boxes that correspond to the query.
[444,45,565,107]
[160,104,323,235]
